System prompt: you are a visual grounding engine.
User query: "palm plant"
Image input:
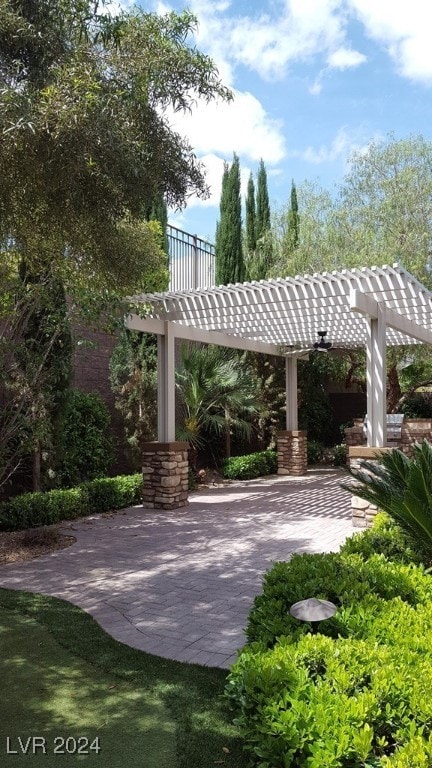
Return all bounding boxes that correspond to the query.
[175,344,258,464]
[342,440,432,562]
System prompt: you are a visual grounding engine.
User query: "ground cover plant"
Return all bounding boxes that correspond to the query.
[0,589,247,768]
[225,518,432,767]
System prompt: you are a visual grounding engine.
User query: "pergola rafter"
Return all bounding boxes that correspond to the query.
[126,263,432,448]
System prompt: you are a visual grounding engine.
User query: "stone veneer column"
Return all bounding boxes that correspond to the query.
[348,446,393,527]
[141,441,189,510]
[277,430,307,476]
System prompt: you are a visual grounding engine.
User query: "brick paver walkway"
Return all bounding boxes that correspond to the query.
[0,469,353,667]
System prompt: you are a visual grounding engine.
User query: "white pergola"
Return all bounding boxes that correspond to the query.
[127,263,432,448]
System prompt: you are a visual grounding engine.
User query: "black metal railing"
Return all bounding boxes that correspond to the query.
[167,224,215,290]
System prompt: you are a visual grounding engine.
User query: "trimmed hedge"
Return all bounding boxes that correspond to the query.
[222,450,277,480]
[340,512,424,566]
[0,474,142,531]
[226,525,432,768]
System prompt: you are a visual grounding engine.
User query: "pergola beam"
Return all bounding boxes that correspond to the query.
[126,313,285,356]
[350,289,432,345]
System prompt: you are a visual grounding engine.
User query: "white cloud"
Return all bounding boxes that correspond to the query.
[327,47,367,69]
[349,0,432,83]
[298,126,371,165]
[167,88,286,164]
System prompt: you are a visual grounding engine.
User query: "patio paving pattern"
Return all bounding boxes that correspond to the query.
[0,469,353,668]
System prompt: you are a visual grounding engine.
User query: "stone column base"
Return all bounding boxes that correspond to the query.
[142,441,189,510]
[348,446,393,527]
[277,430,307,476]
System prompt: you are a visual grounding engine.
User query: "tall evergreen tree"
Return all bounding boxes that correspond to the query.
[248,159,273,280]
[245,172,257,256]
[215,155,245,284]
[284,180,300,254]
[255,159,271,240]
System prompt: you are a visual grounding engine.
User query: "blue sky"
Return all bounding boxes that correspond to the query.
[139,1,432,242]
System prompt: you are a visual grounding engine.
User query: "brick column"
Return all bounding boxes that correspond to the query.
[141,442,189,510]
[277,430,307,476]
[348,446,393,527]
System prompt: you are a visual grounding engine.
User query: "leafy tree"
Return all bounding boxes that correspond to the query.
[0,260,68,496]
[0,1,231,291]
[215,155,245,284]
[109,329,158,469]
[175,344,258,467]
[56,390,115,487]
[18,261,73,490]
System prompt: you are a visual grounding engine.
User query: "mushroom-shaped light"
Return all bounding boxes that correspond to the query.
[290,598,337,632]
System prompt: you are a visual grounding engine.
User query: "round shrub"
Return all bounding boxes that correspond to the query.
[57,390,115,487]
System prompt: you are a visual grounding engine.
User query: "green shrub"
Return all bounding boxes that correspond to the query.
[0,474,142,531]
[331,443,348,466]
[341,513,423,565]
[56,390,115,487]
[343,440,432,563]
[307,440,324,465]
[245,551,432,647]
[227,633,432,768]
[222,450,277,480]
[226,549,432,767]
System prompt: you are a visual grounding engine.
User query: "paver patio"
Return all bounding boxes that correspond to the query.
[0,469,353,668]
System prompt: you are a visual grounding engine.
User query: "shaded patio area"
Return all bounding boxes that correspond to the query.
[0,470,352,668]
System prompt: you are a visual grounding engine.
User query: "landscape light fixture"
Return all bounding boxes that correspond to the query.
[290,597,337,633]
[313,331,332,352]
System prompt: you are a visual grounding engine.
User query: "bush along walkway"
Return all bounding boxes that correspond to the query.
[0,589,247,768]
[226,515,432,768]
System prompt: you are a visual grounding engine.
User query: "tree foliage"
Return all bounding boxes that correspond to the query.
[175,344,257,459]
[245,173,256,257]
[109,330,158,469]
[215,154,245,284]
[0,1,231,291]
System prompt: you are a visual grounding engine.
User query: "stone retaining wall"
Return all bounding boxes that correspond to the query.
[345,418,432,457]
[348,446,393,527]
[142,441,189,510]
[277,430,307,476]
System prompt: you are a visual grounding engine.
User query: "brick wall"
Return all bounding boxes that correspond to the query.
[72,323,132,474]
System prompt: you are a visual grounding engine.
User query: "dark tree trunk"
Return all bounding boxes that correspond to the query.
[387,365,402,413]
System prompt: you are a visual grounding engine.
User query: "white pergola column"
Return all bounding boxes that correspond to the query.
[285,356,298,430]
[366,304,387,447]
[157,321,176,442]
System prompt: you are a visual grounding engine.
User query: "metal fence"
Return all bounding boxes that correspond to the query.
[167,224,215,291]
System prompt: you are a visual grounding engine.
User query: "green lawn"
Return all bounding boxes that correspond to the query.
[0,589,246,768]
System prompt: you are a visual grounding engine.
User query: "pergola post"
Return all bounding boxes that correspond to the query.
[157,321,176,442]
[366,304,387,447]
[142,321,189,511]
[285,357,298,430]
[277,355,307,476]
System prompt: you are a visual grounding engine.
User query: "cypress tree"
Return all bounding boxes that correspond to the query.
[245,172,256,256]
[287,180,300,251]
[255,159,271,240]
[251,159,273,280]
[215,154,245,284]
